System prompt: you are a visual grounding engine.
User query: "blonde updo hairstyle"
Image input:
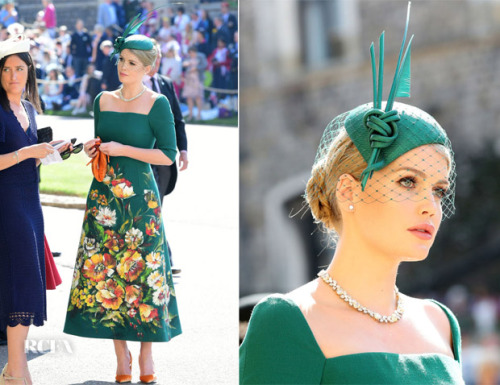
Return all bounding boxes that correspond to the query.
[305,128,366,234]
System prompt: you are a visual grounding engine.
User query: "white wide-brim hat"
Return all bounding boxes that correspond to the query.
[0,34,30,61]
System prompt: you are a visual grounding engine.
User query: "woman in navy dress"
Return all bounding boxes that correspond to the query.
[0,35,68,385]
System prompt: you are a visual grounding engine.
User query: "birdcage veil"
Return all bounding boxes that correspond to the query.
[305,2,456,235]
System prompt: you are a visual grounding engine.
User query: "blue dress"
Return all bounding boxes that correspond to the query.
[0,101,47,330]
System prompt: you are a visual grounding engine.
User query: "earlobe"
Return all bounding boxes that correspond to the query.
[336,174,357,212]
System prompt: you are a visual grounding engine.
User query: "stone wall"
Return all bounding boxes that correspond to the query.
[240,0,500,296]
[16,0,98,31]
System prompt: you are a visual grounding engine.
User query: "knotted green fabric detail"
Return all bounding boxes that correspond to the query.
[360,108,400,185]
[345,101,448,181]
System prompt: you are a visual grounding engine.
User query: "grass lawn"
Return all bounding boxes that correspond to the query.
[39,151,93,197]
[46,110,239,127]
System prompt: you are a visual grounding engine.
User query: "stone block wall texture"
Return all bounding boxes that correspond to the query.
[240,0,500,295]
[16,0,98,31]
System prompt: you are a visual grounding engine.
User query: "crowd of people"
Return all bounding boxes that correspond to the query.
[0,0,238,120]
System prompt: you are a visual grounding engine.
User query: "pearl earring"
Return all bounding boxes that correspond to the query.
[349,205,354,211]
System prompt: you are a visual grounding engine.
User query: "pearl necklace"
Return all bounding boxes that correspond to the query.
[118,86,146,102]
[317,269,404,324]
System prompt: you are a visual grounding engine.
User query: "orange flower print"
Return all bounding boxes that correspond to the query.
[103,253,117,270]
[91,207,99,217]
[111,178,135,199]
[90,189,99,200]
[139,303,159,323]
[145,218,159,237]
[97,194,108,206]
[125,285,142,308]
[103,230,124,252]
[117,250,145,282]
[82,253,116,282]
[95,279,125,310]
[103,166,115,185]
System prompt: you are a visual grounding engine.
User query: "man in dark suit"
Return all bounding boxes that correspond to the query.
[212,16,230,49]
[221,2,237,43]
[70,19,91,77]
[145,41,188,274]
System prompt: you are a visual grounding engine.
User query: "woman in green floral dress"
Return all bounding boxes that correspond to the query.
[64,32,180,384]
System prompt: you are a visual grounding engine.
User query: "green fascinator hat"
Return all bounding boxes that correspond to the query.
[111,14,154,58]
[311,2,456,218]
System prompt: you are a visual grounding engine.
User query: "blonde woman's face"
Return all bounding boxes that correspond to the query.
[117,49,151,84]
[347,145,450,262]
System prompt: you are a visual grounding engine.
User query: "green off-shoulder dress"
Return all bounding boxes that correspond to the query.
[240,295,465,384]
[64,93,181,342]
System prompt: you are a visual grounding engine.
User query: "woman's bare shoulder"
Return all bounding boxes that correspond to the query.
[99,91,119,110]
[404,295,453,349]
[286,280,322,313]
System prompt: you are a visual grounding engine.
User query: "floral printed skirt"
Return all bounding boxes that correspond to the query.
[64,162,181,342]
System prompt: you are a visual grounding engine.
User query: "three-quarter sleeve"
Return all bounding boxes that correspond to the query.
[148,95,177,162]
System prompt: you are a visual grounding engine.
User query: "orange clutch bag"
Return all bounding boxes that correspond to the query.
[87,137,109,182]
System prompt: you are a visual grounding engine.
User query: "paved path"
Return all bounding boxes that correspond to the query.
[0,116,239,385]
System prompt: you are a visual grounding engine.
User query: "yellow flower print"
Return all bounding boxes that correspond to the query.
[117,250,146,282]
[90,189,98,200]
[97,194,108,206]
[83,253,116,282]
[145,252,161,270]
[147,271,161,288]
[139,303,159,323]
[111,178,135,199]
[85,295,96,307]
[144,190,158,209]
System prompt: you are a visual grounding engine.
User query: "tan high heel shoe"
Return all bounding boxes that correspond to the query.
[115,351,132,383]
[0,364,28,385]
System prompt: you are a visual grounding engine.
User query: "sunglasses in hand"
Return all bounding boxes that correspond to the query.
[60,138,84,160]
